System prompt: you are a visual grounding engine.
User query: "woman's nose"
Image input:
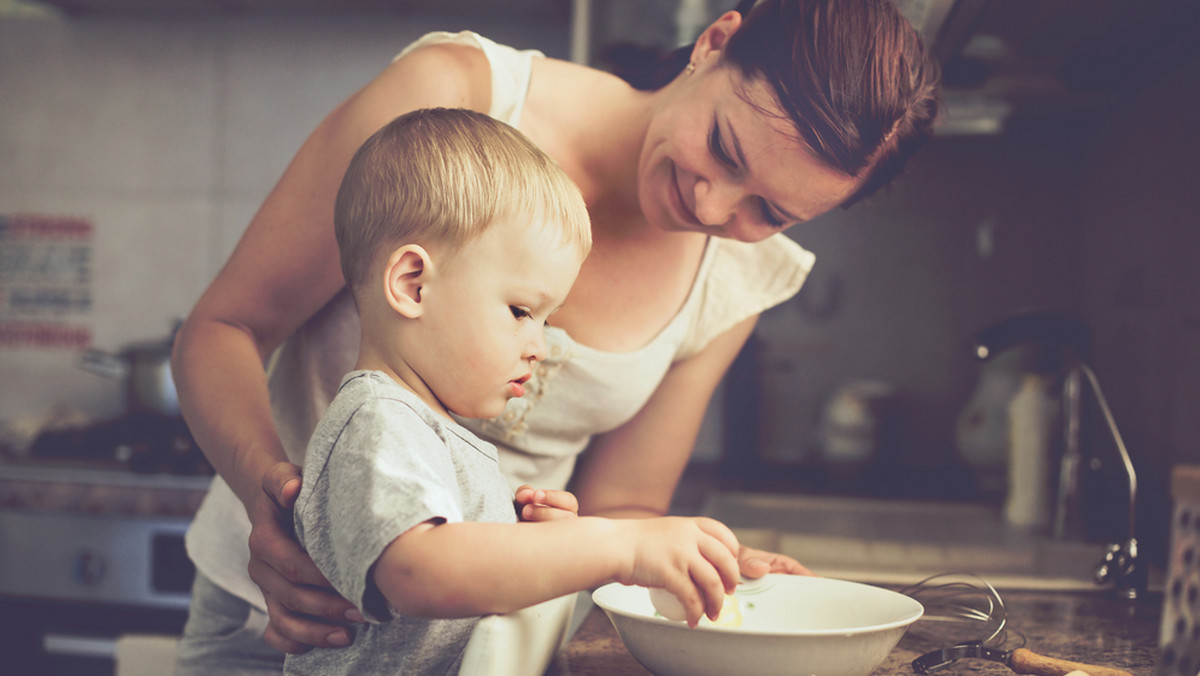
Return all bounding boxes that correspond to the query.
[693,178,743,228]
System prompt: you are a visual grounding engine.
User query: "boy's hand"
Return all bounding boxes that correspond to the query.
[514,485,578,522]
[617,516,741,628]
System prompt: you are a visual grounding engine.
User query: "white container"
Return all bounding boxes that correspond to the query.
[1004,373,1057,531]
[819,380,896,468]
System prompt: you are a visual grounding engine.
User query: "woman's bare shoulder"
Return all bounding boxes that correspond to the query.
[524,57,634,142]
[367,39,493,113]
[530,56,618,99]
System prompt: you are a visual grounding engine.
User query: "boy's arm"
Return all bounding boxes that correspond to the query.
[372,515,741,628]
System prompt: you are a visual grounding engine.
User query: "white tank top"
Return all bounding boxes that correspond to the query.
[185,31,816,608]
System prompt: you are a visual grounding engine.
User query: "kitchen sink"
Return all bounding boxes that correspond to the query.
[701,492,1116,591]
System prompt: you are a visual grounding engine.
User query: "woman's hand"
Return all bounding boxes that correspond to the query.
[514,484,579,522]
[247,461,364,653]
[737,544,813,579]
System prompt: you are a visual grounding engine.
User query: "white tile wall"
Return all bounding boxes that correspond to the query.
[217,15,408,200]
[0,10,570,431]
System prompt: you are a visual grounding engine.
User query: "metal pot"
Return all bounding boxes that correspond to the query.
[77,329,179,416]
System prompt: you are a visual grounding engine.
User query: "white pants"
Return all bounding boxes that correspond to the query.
[174,572,284,676]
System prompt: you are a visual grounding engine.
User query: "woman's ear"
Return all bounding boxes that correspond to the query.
[382,244,432,318]
[692,10,742,64]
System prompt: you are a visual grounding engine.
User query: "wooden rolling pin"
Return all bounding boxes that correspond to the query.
[1008,647,1133,676]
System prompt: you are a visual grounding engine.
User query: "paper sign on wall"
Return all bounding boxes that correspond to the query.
[0,214,93,350]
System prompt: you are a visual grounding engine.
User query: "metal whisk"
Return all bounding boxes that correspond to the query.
[900,573,1131,676]
[902,572,1018,649]
[900,572,1023,662]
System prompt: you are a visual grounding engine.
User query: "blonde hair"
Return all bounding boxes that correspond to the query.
[335,107,592,290]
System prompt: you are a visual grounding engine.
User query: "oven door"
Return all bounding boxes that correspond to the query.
[0,510,194,675]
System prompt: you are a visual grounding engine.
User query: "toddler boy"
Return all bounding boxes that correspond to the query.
[287,108,740,676]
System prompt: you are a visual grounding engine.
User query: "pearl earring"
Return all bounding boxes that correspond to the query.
[686,62,696,75]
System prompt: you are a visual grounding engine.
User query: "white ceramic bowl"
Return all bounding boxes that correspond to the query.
[592,575,923,676]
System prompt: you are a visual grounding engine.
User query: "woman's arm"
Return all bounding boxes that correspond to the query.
[569,315,758,517]
[174,42,490,507]
[567,314,811,576]
[375,516,742,628]
[171,42,493,652]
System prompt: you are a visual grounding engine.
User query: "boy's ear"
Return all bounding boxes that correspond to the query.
[382,244,432,318]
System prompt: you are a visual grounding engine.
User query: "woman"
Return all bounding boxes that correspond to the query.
[172,0,940,671]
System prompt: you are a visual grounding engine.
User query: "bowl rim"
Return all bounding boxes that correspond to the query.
[592,574,925,637]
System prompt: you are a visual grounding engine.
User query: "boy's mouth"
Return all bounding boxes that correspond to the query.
[508,374,531,398]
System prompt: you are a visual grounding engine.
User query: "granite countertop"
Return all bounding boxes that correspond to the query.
[548,588,1164,676]
[0,462,212,517]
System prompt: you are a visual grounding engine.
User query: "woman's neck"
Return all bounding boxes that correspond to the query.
[526,59,659,237]
[576,85,655,218]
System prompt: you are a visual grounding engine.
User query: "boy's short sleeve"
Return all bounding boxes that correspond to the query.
[295,398,467,622]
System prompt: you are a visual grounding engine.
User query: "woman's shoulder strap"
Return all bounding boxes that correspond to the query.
[394,31,543,126]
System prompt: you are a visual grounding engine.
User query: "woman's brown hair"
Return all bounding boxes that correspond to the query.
[613,0,941,206]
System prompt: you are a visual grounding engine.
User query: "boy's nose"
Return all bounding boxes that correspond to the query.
[525,328,548,363]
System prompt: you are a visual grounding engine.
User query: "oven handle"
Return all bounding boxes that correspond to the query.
[43,633,117,659]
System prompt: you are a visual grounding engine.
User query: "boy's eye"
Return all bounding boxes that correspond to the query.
[709,123,736,168]
[510,306,531,320]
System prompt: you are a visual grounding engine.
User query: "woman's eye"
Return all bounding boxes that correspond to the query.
[760,199,786,228]
[709,124,736,168]
[510,306,531,320]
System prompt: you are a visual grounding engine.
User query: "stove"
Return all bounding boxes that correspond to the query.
[0,463,211,675]
[25,411,212,477]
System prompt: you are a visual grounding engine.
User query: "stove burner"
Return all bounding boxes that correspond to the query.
[28,411,212,476]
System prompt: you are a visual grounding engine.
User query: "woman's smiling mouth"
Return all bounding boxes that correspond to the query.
[670,163,701,227]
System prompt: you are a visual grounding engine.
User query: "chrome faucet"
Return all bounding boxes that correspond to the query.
[970,311,1143,599]
[1066,362,1143,599]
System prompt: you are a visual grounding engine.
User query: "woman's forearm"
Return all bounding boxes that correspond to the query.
[570,317,760,521]
[582,504,666,519]
[172,315,288,511]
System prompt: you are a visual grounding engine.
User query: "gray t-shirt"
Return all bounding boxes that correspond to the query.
[286,370,517,676]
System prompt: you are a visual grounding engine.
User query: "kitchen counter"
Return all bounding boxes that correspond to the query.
[0,462,211,516]
[698,492,1163,593]
[547,588,1164,676]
